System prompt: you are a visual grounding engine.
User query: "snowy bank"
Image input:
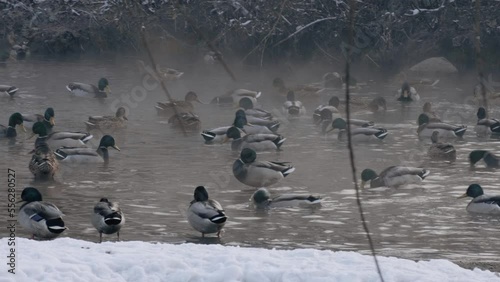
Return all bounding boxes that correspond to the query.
[1,238,498,282]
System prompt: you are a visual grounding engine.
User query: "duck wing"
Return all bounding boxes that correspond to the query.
[475,196,500,206]
[23,201,64,220]
[254,160,295,176]
[379,166,429,179]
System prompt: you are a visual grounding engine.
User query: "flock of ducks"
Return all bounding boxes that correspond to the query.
[2,68,500,242]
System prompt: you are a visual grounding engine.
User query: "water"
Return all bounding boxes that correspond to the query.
[1,58,500,262]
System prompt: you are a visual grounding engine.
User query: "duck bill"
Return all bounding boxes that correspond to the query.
[50,117,55,126]
[19,123,27,132]
[457,193,468,199]
[360,181,366,189]
[105,86,111,95]
[195,98,208,105]
[222,136,229,143]
[112,145,120,151]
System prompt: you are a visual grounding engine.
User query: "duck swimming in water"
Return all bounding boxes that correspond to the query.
[361,166,430,188]
[66,78,110,98]
[458,184,500,214]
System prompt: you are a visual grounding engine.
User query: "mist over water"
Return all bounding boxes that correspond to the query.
[1,56,499,262]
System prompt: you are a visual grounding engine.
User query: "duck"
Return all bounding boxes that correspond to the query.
[187,186,227,237]
[18,187,66,240]
[396,82,420,102]
[313,96,341,125]
[458,184,500,214]
[328,118,385,142]
[210,89,261,106]
[224,126,285,152]
[468,150,499,168]
[137,60,184,81]
[251,188,322,209]
[428,131,456,161]
[0,85,18,98]
[273,73,342,100]
[85,107,128,132]
[168,112,201,131]
[234,111,278,135]
[417,113,466,140]
[0,112,25,138]
[66,78,110,98]
[29,142,59,180]
[282,91,307,119]
[54,135,120,163]
[91,198,125,243]
[238,97,274,120]
[155,91,203,117]
[235,109,279,132]
[233,148,295,187]
[361,166,430,188]
[31,121,93,150]
[367,96,388,113]
[420,102,441,123]
[201,126,231,144]
[474,107,500,138]
[23,107,55,134]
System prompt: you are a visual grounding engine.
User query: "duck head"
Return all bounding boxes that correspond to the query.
[98,78,110,93]
[423,102,432,113]
[185,91,203,104]
[31,121,48,138]
[361,169,378,188]
[468,150,488,167]
[477,107,487,120]
[458,184,484,199]
[328,96,340,108]
[194,186,209,202]
[239,97,254,110]
[43,108,55,126]
[240,148,257,164]
[21,187,43,203]
[115,107,128,120]
[99,135,120,151]
[252,188,271,208]
[8,112,26,132]
[417,113,430,126]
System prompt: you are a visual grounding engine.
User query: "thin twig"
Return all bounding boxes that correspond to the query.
[272,17,337,48]
[314,41,340,62]
[345,0,385,281]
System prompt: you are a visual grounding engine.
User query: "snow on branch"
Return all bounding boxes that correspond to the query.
[272,17,337,47]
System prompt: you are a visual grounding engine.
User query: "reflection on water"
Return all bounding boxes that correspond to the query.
[1,58,500,262]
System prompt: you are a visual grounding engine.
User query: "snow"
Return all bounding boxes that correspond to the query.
[1,238,498,282]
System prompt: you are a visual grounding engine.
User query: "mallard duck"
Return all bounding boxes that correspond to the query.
[54,135,120,163]
[0,112,25,138]
[29,142,59,180]
[474,107,500,137]
[469,150,499,168]
[91,198,125,243]
[251,188,322,209]
[201,126,231,144]
[238,97,273,119]
[234,112,277,135]
[168,112,201,131]
[282,91,307,119]
[396,82,420,102]
[417,114,466,140]
[85,107,128,132]
[328,118,385,142]
[273,74,341,100]
[31,121,92,150]
[420,102,441,123]
[0,85,18,97]
[187,186,227,237]
[313,96,341,125]
[367,97,387,113]
[66,78,110,98]
[458,184,500,214]
[210,89,261,106]
[155,91,202,117]
[235,109,279,131]
[428,131,456,161]
[361,166,430,188]
[18,187,66,240]
[23,108,55,134]
[233,148,295,187]
[225,126,285,152]
[137,60,184,81]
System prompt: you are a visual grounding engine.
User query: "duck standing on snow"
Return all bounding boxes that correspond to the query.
[91,198,125,243]
[458,184,500,214]
[282,91,306,119]
[474,107,500,138]
[0,85,18,98]
[18,187,66,240]
[187,186,227,237]
[428,131,456,161]
[251,188,322,209]
[396,82,420,102]
[30,121,92,150]
[0,112,25,138]
[417,114,466,140]
[468,150,499,168]
[360,166,430,188]
[54,135,120,164]
[233,148,295,187]
[66,78,110,98]
[85,107,128,132]
[155,91,203,117]
[23,107,55,134]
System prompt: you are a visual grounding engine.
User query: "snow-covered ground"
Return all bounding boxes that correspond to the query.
[1,238,498,282]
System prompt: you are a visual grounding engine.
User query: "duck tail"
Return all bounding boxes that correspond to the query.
[104,212,123,226]
[54,149,67,160]
[81,134,93,143]
[374,128,388,140]
[7,86,18,96]
[282,166,295,177]
[201,131,216,142]
[46,218,66,234]
[453,126,467,138]
[490,122,500,133]
[273,136,286,149]
[306,195,322,204]
[267,121,280,132]
[210,213,227,224]
[419,169,431,179]
[287,106,300,116]
[65,85,73,92]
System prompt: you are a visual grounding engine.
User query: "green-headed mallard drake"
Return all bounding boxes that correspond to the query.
[474,107,500,137]
[210,89,261,106]
[251,187,322,209]
[420,102,441,123]
[235,109,279,131]
[54,135,120,163]
[201,126,231,144]
[187,186,227,237]
[31,121,92,150]
[0,85,18,97]
[85,107,128,132]
[233,148,295,187]
[23,107,55,134]
[168,112,201,131]
[469,150,499,168]
[66,78,110,98]
[458,184,500,214]
[234,111,278,134]
[313,96,341,125]
[328,118,385,142]
[0,112,25,138]
[396,82,420,102]
[29,142,59,180]
[282,91,307,119]
[137,60,184,81]
[225,126,285,152]
[428,131,456,161]
[417,114,466,140]
[18,187,66,240]
[361,166,430,188]
[155,91,203,117]
[91,198,125,243]
[239,97,273,120]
